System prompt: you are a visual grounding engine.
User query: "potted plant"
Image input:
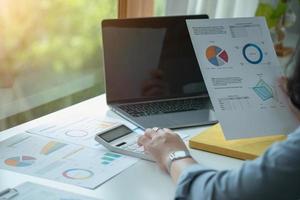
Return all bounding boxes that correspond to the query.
[256,0,299,56]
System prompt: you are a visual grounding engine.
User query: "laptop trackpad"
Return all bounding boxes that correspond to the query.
[134,109,217,129]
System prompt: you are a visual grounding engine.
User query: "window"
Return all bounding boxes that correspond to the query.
[154,0,259,18]
[0,0,117,130]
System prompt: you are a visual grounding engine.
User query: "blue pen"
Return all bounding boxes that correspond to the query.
[0,188,18,200]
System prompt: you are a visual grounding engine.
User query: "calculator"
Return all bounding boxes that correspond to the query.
[94,124,154,161]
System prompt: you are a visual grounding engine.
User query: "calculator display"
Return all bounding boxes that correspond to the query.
[99,125,132,142]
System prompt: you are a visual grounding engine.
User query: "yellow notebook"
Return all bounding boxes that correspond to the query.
[189,124,286,160]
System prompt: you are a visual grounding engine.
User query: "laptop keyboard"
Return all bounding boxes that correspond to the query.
[118,98,207,117]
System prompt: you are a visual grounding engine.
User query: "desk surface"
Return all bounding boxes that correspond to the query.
[0,94,243,200]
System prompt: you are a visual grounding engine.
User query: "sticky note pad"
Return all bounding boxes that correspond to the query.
[189,124,286,160]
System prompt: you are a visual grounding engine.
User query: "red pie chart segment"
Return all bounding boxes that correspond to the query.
[219,50,228,62]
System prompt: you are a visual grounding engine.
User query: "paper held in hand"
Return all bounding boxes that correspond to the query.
[186,17,298,139]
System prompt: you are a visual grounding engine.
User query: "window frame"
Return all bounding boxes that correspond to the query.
[118,0,154,18]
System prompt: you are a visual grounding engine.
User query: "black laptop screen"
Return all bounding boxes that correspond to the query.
[102,15,209,104]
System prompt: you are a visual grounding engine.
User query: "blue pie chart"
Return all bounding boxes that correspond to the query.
[242,43,263,64]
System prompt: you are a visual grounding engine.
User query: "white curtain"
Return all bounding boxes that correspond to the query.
[165,0,259,18]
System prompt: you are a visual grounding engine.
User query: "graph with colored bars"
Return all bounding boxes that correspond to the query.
[206,45,229,66]
[0,133,138,189]
[101,152,122,165]
[253,79,273,101]
[40,141,67,155]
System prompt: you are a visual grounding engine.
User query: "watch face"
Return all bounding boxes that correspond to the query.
[175,151,186,157]
[169,152,176,160]
[167,151,191,173]
[169,151,190,161]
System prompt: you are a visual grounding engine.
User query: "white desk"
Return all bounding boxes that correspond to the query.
[0,94,243,200]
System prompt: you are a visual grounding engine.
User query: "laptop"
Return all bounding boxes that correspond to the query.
[102,15,218,129]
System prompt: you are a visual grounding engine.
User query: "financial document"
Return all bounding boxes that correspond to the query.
[4,182,101,200]
[186,17,298,139]
[27,116,143,149]
[27,116,188,146]
[0,134,137,189]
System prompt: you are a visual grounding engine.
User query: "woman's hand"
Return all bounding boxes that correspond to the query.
[138,128,197,182]
[278,76,300,121]
[137,128,187,172]
[137,128,196,176]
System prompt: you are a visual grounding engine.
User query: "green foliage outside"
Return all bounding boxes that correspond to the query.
[256,1,287,28]
[0,0,117,73]
[256,0,300,28]
[154,0,166,16]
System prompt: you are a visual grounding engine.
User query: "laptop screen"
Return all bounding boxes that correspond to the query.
[102,15,209,104]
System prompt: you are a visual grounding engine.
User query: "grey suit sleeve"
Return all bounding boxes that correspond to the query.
[175,128,300,200]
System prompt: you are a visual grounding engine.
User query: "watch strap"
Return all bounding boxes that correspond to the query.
[167,150,191,173]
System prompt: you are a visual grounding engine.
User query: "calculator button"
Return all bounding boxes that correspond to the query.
[126,145,136,150]
[126,140,136,146]
[129,143,139,149]
[116,142,127,147]
[120,145,128,149]
[135,147,144,153]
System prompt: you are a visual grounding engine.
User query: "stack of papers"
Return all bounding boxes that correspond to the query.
[0,117,138,189]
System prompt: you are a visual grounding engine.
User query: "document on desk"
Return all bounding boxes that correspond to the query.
[0,134,137,189]
[27,116,188,146]
[186,17,298,139]
[27,116,142,149]
[3,182,101,200]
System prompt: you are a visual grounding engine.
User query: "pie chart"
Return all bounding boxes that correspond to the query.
[63,168,94,180]
[206,45,229,66]
[5,156,36,167]
[242,43,263,64]
[65,130,88,137]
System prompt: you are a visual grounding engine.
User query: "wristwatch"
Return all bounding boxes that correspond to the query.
[167,150,191,173]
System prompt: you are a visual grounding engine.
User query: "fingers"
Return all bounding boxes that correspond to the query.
[138,127,165,146]
[138,127,177,147]
[152,128,177,138]
[144,128,156,138]
[278,76,289,95]
[137,134,151,146]
[161,128,180,138]
[162,128,172,134]
[138,127,159,146]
